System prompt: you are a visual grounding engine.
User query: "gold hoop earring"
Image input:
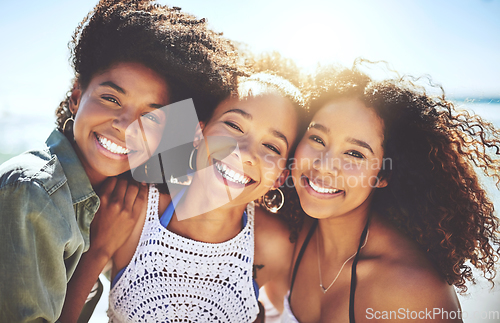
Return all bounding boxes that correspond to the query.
[262,188,285,213]
[189,148,197,170]
[62,115,75,134]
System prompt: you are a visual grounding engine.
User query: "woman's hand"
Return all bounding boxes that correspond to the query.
[59,177,148,322]
[90,176,148,259]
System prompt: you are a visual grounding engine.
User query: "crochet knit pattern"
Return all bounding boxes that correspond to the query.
[108,185,259,322]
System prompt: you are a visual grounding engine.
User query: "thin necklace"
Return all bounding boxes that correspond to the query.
[316,227,369,294]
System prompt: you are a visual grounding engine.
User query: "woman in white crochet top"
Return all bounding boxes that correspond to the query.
[107,73,308,322]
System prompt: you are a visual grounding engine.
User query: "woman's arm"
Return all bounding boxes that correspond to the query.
[59,177,147,323]
[253,206,297,321]
[0,182,73,323]
[359,258,463,323]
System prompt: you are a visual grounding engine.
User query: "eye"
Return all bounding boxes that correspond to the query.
[224,121,243,133]
[102,96,120,105]
[142,112,160,124]
[309,135,325,146]
[264,144,281,155]
[346,150,366,159]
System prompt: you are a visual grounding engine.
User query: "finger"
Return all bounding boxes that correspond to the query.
[131,184,149,217]
[111,177,129,204]
[98,177,118,201]
[123,181,140,211]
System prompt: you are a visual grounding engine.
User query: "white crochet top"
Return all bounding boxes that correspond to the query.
[107,184,259,322]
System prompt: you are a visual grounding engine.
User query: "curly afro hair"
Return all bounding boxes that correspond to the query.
[56,0,243,134]
[283,60,500,293]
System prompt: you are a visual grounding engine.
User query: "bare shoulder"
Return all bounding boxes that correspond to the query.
[366,257,459,307]
[253,205,295,286]
[254,205,294,259]
[112,186,171,278]
[254,205,291,243]
[158,189,173,215]
[358,219,461,322]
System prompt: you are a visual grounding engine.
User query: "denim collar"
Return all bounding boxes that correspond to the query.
[46,130,96,205]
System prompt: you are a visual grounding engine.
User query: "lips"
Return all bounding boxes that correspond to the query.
[214,159,254,185]
[308,179,342,194]
[95,133,132,155]
[303,175,344,196]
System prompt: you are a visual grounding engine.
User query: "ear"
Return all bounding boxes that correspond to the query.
[273,169,290,189]
[376,173,389,188]
[192,121,205,149]
[376,178,388,188]
[69,81,82,115]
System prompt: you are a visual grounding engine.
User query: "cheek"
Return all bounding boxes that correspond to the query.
[341,160,382,189]
[144,125,166,152]
[72,111,93,140]
[290,154,313,187]
[293,142,313,170]
[208,136,239,160]
[74,102,108,129]
[261,155,285,184]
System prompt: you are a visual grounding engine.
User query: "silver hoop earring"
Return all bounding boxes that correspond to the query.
[189,148,197,170]
[62,115,75,134]
[262,188,285,213]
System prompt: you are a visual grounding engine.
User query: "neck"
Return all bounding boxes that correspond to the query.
[170,184,248,243]
[317,203,371,262]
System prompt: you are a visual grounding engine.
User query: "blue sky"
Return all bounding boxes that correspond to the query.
[0,0,499,117]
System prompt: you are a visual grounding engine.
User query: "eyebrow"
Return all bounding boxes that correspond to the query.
[347,137,374,154]
[99,81,165,109]
[224,108,289,149]
[272,130,289,150]
[308,122,330,134]
[222,108,252,120]
[99,81,125,94]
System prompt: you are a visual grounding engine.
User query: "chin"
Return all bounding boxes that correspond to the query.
[299,201,330,219]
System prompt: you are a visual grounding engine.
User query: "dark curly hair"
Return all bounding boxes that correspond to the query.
[283,60,500,293]
[56,0,242,134]
[239,51,306,90]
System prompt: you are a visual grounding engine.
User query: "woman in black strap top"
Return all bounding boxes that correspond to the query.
[266,61,500,323]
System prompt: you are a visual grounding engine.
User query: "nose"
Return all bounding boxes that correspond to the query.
[313,151,339,176]
[112,108,137,134]
[233,141,258,166]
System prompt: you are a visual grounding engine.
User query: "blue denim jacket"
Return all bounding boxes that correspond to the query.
[0,129,99,322]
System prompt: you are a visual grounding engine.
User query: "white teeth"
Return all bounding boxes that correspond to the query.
[215,161,251,185]
[96,134,130,155]
[309,179,341,194]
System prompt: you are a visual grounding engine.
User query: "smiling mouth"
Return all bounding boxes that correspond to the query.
[214,159,253,185]
[306,176,343,194]
[95,133,132,155]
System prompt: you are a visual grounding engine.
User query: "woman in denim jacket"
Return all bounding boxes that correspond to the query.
[0,1,240,322]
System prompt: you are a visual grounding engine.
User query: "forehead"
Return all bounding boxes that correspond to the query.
[219,93,296,122]
[90,62,170,95]
[313,99,385,146]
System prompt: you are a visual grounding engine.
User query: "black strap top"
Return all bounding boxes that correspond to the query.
[288,219,370,323]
